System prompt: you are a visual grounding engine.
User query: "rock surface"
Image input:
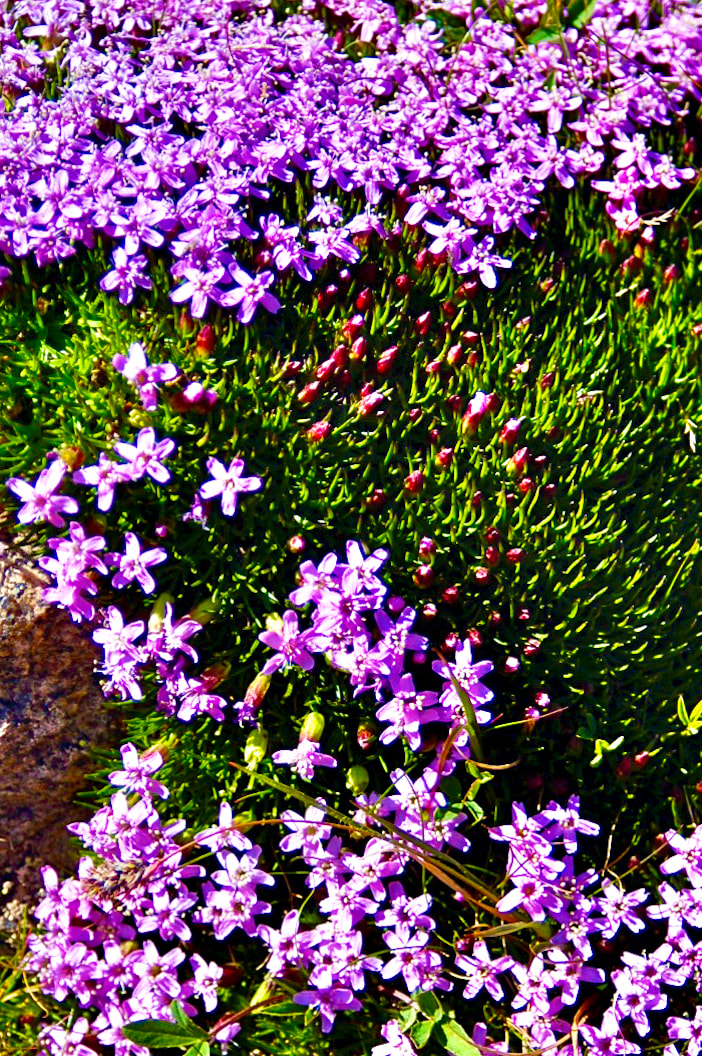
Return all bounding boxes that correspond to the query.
[0,540,117,933]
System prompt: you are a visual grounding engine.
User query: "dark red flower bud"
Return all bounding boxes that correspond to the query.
[349,335,368,361]
[298,381,321,405]
[377,345,398,375]
[504,656,520,674]
[441,300,456,318]
[620,254,643,276]
[414,311,433,336]
[633,751,650,770]
[426,358,443,375]
[413,564,435,588]
[408,407,421,422]
[664,264,681,285]
[506,547,526,564]
[307,420,330,442]
[541,371,556,389]
[616,756,633,779]
[357,720,377,750]
[446,394,462,412]
[634,287,653,308]
[436,447,454,469]
[468,350,480,368]
[196,324,216,354]
[414,248,430,272]
[331,345,348,369]
[404,470,424,493]
[462,330,480,347]
[599,239,616,258]
[442,585,460,605]
[341,314,365,341]
[474,567,491,584]
[356,288,373,312]
[365,488,386,511]
[519,477,536,494]
[467,627,483,646]
[446,344,463,366]
[489,611,502,625]
[395,273,412,293]
[472,490,483,507]
[422,603,438,619]
[456,280,478,301]
[428,427,440,444]
[316,357,336,382]
[523,637,540,656]
[287,535,306,554]
[485,545,500,567]
[486,525,500,543]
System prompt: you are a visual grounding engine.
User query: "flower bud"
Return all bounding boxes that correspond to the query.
[356,288,373,312]
[298,381,321,405]
[357,720,377,750]
[446,344,463,367]
[413,564,435,588]
[540,371,556,389]
[341,314,365,341]
[426,358,443,375]
[316,357,336,382]
[456,280,478,301]
[506,547,526,564]
[244,727,269,769]
[395,273,411,293]
[346,765,370,796]
[442,585,460,605]
[634,287,653,309]
[349,335,368,362]
[300,711,325,743]
[189,596,218,625]
[467,627,483,647]
[422,603,437,619]
[500,417,522,444]
[307,420,331,443]
[485,545,500,567]
[287,535,306,554]
[195,324,216,355]
[358,391,384,417]
[242,674,271,715]
[418,536,436,560]
[58,445,85,471]
[523,637,540,656]
[414,248,430,272]
[616,756,633,779]
[366,488,386,511]
[474,567,491,585]
[519,477,536,494]
[201,661,231,688]
[506,447,529,477]
[664,264,681,285]
[377,345,398,375]
[414,311,433,336]
[633,751,650,770]
[436,447,454,469]
[331,344,348,369]
[387,595,405,614]
[599,239,616,258]
[404,470,424,493]
[148,593,175,634]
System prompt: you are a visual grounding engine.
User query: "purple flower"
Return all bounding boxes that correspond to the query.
[431,638,494,719]
[199,456,262,516]
[293,984,361,1034]
[272,739,337,781]
[371,1020,417,1056]
[456,940,514,1000]
[6,460,78,528]
[220,266,281,324]
[73,452,131,512]
[259,610,316,675]
[112,342,179,411]
[100,247,152,305]
[107,532,168,594]
[114,428,176,484]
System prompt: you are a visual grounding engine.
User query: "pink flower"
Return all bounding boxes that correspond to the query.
[199,457,262,516]
[6,460,78,528]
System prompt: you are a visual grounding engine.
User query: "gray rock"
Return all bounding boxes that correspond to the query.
[0,541,118,931]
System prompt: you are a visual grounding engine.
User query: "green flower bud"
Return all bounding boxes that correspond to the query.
[299,711,325,743]
[250,975,276,1009]
[244,727,268,769]
[243,673,271,713]
[148,593,175,634]
[346,765,370,796]
[189,596,219,626]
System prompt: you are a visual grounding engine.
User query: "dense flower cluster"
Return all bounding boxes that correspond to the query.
[0,0,698,316]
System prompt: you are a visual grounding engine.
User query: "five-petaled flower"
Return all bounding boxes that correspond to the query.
[199,457,262,517]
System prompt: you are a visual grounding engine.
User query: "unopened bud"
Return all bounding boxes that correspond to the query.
[341,314,365,341]
[414,311,433,336]
[474,567,491,585]
[307,420,331,443]
[346,765,370,796]
[244,727,269,769]
[148,593,175,634]
[195,324,216,355]
[189,597,218,625]
[357,720,377,750]
[287,535,306,554]
[418,536,436,560]
[356,288,373,312]
[242,673,271,715]
[395,273,411,293]
[634,287,653,309]
[413,564,435,588]
[404,470,424,494]
[298,381,321,405]
[366,488,386,511]
[442,585,460,605]
[506,547,526,564]
[436,447,454,469]
[349,335,368,362]
[300,711,325,743]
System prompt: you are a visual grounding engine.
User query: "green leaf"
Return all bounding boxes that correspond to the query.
[170,1003,206,1035]
[183,1044,210,1056]
[411,1020,435,1048]
[414,990,443,1021]
[435,1020,482,1056]
[121,1019,208,1049]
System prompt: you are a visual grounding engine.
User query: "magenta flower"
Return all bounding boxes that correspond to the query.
[73,452,131,512]
[199,456,262,516]
[107,531,168,594]
[114,427,176,484]
[6,460,78,528]
[221,266,281,325]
